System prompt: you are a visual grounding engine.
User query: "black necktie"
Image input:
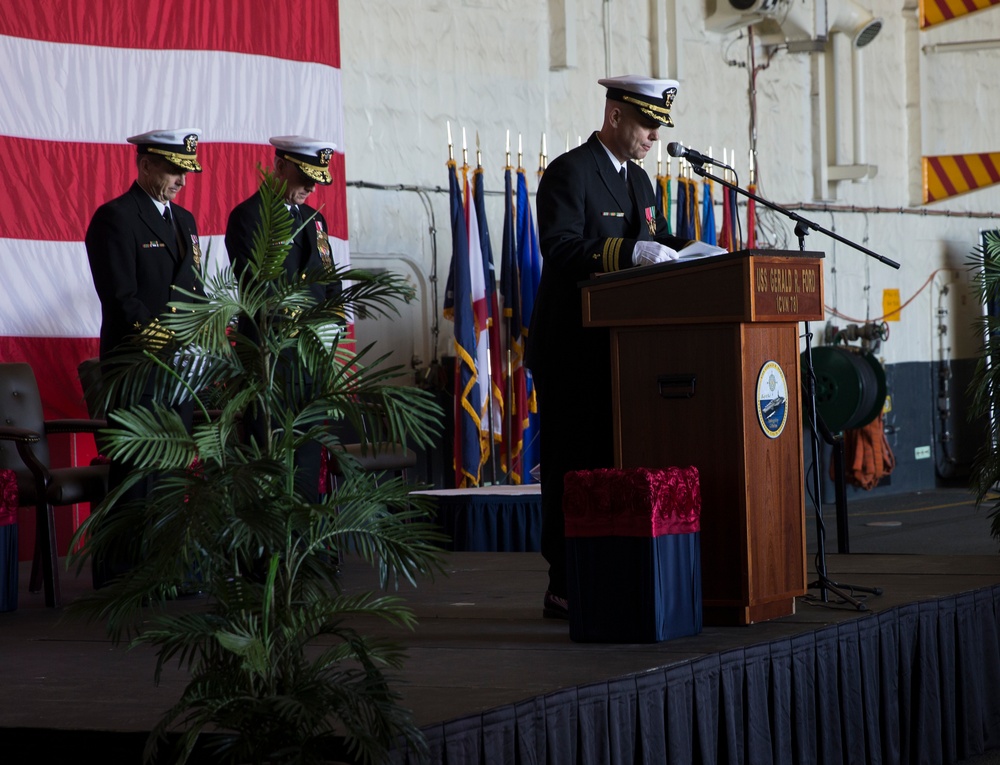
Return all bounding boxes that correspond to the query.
[288,205,306,263]
[290,205,306,247]
[162,205,177,249]
[620,166,636,214]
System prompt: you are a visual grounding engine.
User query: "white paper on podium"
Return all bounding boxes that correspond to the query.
[675,241,728,260]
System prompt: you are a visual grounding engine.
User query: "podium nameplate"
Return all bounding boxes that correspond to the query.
[752,257,823,321]
[582,250,824,327]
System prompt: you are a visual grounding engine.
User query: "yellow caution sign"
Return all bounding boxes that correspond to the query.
[883,289,901,322]
[922,153,1000,204]
[920,0,1000,27]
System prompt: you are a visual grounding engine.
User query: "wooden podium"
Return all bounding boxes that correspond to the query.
[580,250,824,626]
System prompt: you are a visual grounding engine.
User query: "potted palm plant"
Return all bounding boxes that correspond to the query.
[968,228,1000,543]
[69,169,445,765]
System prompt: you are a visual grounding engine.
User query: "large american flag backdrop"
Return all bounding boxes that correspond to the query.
[0,0,347,559]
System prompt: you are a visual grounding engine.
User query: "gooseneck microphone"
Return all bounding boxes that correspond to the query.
[666,142,730,171]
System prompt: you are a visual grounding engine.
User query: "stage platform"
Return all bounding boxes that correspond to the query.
[3,488,1000,764]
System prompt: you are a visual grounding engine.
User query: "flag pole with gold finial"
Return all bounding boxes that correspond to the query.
[746,148,757,249]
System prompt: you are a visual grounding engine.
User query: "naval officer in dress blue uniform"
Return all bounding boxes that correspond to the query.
[225,136,341,504]
[525,76,692,619]
[85,128,205,588]
[87,128,204,360]
[225,136,340,310]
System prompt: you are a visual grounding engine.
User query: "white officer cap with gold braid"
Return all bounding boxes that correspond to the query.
[127,128,203,172]
[270,136,336,186]
[598,75,679,128]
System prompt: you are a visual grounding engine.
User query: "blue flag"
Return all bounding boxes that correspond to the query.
[516,168,542,482]
[701,178,717,245]
[675,175,689,241]
[446,161,483,487]
[500,167,526,482]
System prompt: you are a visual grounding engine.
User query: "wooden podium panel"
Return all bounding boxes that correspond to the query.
[582,251,823,625]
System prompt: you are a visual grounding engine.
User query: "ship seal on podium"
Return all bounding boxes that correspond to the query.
[756,360,788,439]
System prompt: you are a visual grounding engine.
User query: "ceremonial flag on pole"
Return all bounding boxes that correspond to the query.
[516,167,541,482]
[499,165,526,483]
[746,155,757,249]
[473,166,504,470]
[728,185,739,250]
[678,172,698,242]
[516,169,541,346]
[444,160,483,487]
[688,174,701,241]
[700,177,717,246]
[462,163,491,478]
[656,149,672,237]
[718,156,735,251]
[718,180,733,251]
[675,170,689,240]
[656,170,673,237]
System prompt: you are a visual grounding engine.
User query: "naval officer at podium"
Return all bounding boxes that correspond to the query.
[526,75,692,620]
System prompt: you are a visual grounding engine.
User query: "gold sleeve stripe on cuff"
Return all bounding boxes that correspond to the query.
[602,238,624,272]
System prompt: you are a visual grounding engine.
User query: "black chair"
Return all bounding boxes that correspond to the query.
[0,363,109,607]
[328,441,418,480]
[76,356,107,418]
[324,406,418,488]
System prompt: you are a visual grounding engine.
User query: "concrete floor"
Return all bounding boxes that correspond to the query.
[808,486,1000,557]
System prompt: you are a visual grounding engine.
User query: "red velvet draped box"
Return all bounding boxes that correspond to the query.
[0,468,18,612]
[563,466,702,643]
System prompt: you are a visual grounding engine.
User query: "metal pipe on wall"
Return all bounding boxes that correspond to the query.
[603,0,612,77]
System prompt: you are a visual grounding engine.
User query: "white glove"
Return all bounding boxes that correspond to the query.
[633,241,680,266]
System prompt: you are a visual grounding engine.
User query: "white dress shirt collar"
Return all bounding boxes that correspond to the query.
[596,136,627,178]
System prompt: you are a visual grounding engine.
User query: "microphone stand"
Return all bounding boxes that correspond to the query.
[690,161,897,609]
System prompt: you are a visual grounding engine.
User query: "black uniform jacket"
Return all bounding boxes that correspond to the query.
[525,132,688,377]
[225,190,340,307]
[85,182,202,359]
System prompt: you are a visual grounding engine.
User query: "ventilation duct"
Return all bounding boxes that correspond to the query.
[829,0,883,48]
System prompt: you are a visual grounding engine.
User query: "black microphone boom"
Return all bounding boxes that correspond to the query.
[666,142,729,170]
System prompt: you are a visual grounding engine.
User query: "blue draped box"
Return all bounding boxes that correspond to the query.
[1,468,18,612]
[564,467,702,644]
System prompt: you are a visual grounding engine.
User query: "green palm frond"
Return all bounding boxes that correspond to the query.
[102,402,198,468]
[251,169,295,282]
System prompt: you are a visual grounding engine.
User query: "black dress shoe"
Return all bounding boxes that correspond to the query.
[543,590,569,620]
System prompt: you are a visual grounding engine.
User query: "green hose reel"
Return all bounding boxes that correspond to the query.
[804,346,887,432]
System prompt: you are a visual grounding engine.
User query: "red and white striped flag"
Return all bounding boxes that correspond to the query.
[0,0,347,556]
